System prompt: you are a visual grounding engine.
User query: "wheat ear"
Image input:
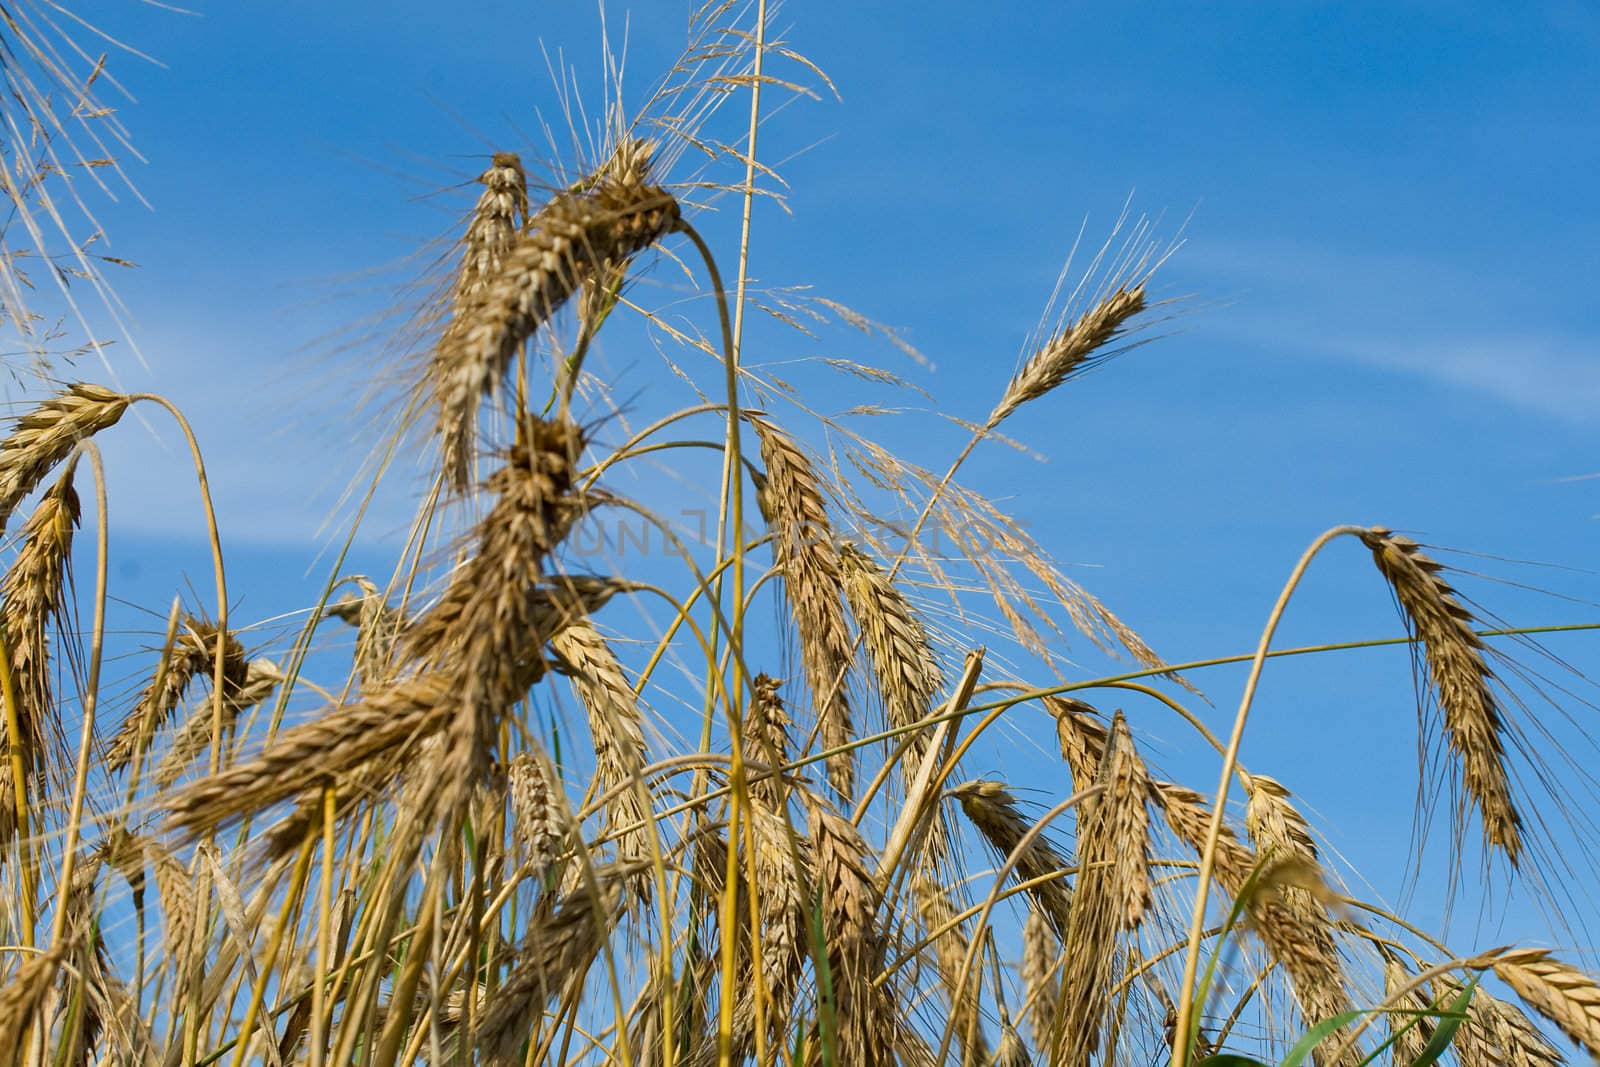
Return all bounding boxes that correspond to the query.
[839,541,949,861]
[105,616,247,775]
[0,383,127,530]
[912,875,991,1065]
[0,457,78,842]
[1493,949,1600,1056]
[1359,527,1523,863]
[474,863,636,1066]
[549,619,652,864]
[753,419,857,798]
[434,141,678,488]
[1155,780,1353,1061]
[986,286,1148,429]
[950,779,1074,939]
[1056,712,1150,1067]
[807,796,896,1066]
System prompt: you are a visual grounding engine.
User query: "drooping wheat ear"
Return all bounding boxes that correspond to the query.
[474,863,637,1066]
[507,750,568,879]
[913,876,991,1065]
[995,1020,1029,1067]
[806,796,896,1067]
[1056,713,1149,1067]
[456,152,529,302]
[166,671,454,836]
[149,843,198,971]
[1155,780,1353,1061]
[0,383,127,531]
[1021,907,1061,1049]
[326,575,406,689]
[1048,695,1110,791]
[433,140,679,489]
[0,943,67,1050]
[1240,771,1353,1049]
[549,619,651,864]
[1381,956,1435,1065]
[752,419,857,799]
[1358,526,1523,865]
[401,420,587,669]
[153,658,282,788]
[0,457,78,840]
[105,615,248,775]
[723,803,812,1062]
[950,779,1074,939]
[839,542,949,857]
[744,672,793,808]
[1484,989,1563,1067]
[400,419,593,823]
[1493,949,1600,1056]
[986,286,1148,429]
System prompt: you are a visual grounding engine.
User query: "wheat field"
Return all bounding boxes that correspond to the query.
[0,3,1598,1066]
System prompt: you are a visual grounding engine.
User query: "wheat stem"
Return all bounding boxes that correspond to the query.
[1171,524,1364,1067]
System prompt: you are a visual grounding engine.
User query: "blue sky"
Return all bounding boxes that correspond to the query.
[24,1,1600,966]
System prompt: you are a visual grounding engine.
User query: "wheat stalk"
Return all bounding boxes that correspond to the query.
[1359,526,1523,864]
[753,418,857,798]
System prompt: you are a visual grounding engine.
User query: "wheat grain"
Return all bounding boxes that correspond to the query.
[1359,527,1523,864]
[0,383,126,530]
[753,418,857,798]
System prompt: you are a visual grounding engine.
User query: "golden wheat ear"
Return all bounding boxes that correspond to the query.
[432,141,679,490]
[1359,526,1524,865]
[0,384,127,530]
